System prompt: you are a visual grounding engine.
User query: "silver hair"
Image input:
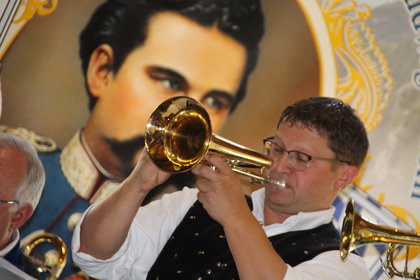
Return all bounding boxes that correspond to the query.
[0,133,45,209]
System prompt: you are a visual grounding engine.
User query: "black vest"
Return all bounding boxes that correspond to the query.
[147,198,340,280]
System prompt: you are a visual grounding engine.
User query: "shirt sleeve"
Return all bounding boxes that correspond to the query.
[72,187,198,280]
[283,250,370,280]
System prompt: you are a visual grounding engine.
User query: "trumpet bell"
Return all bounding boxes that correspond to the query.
[21,232,67,280]
[339,200,354,261]
[145,96,286,188]
[340,200,420,279]
[145,96,212,172]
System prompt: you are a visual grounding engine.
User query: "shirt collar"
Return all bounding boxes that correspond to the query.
[251,188,336,237]
[0,230,19,257]
[60,131,120,202]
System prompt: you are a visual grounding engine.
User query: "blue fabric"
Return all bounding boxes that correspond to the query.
[4,242,24,272]
[20,151,91,278]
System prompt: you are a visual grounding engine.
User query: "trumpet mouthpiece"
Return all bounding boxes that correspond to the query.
[272,178,286,189]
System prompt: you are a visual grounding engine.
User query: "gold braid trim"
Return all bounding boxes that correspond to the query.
[0,125,57,152]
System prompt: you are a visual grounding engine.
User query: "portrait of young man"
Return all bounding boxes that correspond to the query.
[5,0,265,277]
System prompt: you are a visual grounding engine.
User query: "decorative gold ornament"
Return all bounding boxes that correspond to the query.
[321,0,393,132]
[14,0,58,23]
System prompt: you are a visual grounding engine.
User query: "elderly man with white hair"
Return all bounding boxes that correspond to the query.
[0,133,45,279]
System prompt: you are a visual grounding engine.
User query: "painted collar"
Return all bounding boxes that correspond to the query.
[60,131,120,202]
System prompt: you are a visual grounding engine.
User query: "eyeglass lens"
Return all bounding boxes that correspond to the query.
[264,140,310,171]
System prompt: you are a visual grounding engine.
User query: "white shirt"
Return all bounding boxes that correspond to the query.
[72,187,369,280]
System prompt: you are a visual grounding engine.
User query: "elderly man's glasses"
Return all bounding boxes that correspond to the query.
[263,137,350,171]
[0,199,20,206]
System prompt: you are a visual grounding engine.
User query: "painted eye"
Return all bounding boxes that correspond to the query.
[159,78,183,91]
[204,96,222,110]
[201,95,232,113]
[146,66,187,92]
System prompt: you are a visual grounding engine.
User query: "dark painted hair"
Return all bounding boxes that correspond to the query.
[79,0,265,111]
[278,97,369,168]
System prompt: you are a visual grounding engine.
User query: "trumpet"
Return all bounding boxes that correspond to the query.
[21,232,67,280]
[340,200,420,279]
[144,96,285,188]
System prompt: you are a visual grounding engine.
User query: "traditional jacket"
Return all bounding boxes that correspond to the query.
[20,131,120,277]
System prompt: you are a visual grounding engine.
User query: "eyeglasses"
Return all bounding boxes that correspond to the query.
[263,137,350,171]
[0,199,20,206]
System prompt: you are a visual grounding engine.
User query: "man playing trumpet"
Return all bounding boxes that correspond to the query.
[72,97,370,279]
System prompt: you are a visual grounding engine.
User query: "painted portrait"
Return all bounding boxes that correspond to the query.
[0,0,419,279]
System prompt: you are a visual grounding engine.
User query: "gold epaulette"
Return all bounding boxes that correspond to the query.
[0,124,57,152]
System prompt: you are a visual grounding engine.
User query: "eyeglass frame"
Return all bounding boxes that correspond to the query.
[263,136,351,171]
[0,199,20,206]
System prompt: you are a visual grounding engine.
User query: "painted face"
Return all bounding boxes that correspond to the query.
[0,147,26,249]
[263,122,346,217]
[89,12,247,176]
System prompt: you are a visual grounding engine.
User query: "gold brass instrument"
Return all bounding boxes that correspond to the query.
[145,96,285,188]
[21,232,67,280]
[340,200,420,279]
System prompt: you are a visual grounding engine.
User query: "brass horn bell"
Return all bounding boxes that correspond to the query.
[340,200,420,279]
[21,232,67,280]
[144,96,285,188]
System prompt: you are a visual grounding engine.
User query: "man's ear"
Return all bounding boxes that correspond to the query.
[87,44,114,98]
[335,165,359,191]
[11,203,33,230]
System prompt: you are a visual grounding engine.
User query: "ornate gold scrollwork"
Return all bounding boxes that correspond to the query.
[321,0,393,133]
[13,0,58,23]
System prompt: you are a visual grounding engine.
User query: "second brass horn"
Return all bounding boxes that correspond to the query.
[21,232,67,280]
[145,96,285,187]
[340,200,420,279]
